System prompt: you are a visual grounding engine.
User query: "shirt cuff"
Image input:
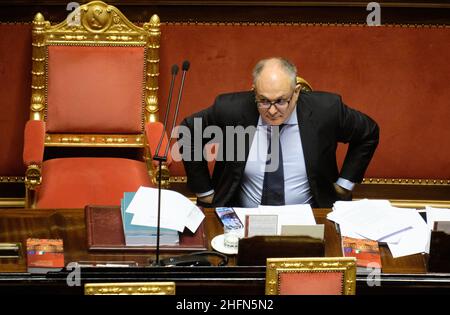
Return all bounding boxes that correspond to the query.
[336,178,355,191]
[196,189,215,198]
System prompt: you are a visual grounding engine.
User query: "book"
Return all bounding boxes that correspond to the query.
[85,205,207,251]
[26,238,64,274]
[121,192,179,246]
[342,236,382,273]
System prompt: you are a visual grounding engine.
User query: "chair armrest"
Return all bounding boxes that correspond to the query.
[23,120,46,166]
[145,121,172,166]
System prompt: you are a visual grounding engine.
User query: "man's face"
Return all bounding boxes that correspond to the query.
[254,69,300,126]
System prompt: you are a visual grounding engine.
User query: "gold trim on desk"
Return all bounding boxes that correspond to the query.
[84,282,176,295]
[0,198,26,208]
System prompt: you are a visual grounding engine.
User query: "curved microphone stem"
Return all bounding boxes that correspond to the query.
[164,61,190,158]
[155,64,178,158]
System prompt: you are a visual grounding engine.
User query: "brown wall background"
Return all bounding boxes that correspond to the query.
[0,6,449,194]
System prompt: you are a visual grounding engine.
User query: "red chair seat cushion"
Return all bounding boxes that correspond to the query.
[36,157,152,208]
[278,271,344,295]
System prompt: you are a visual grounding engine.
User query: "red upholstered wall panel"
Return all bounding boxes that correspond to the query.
[46,46,145,134]
[0,23,449,182]
[158,24,450,179]
[0,23,31,176]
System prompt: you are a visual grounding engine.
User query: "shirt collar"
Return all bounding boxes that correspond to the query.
[257,107,298,126]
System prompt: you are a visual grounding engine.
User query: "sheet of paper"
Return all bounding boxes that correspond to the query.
[258,204,316,226]
[281,224,325,240]
[338,222,367,239]
[245,214,278,237]
[328,199,391,224]
[337,205,412,240]
[234,204,316,236]
[387,208,431,258]
[127,186,201,232]
[185,205,205,233]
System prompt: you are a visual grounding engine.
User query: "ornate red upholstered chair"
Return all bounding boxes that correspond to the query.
[23,1,171,208]
[265,257,357,295]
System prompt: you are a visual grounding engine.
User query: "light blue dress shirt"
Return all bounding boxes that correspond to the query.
[197,110,355,203]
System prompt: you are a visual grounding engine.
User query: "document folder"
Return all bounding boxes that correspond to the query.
[85,205,207,252]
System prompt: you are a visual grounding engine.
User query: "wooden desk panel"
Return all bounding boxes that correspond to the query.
[0,207,446,295]
[0,207,427,273]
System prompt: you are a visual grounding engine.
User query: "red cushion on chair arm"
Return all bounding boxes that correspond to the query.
[145,122,172,166]
[23,120,46,166]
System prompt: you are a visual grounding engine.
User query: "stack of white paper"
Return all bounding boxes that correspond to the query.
[234,204,316,235]
[328,199,430,258]
[126,186,205,233]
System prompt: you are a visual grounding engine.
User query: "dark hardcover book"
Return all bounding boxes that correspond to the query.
[27,238,64,274]
[85,205,207,251]
[342,236,382,273]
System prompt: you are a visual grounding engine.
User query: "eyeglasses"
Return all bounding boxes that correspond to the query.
[255,92,295,109]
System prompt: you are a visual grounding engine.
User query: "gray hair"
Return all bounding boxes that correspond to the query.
[252,57,297,89]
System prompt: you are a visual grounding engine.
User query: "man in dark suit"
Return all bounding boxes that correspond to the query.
[180,57,379,208]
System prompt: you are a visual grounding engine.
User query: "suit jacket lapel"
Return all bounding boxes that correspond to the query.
[297,94,318,182]
[220,93,259,205]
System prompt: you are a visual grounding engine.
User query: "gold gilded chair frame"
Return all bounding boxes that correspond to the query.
[84,282,176,295]
[265,257,357,295]
[26,1,167,207]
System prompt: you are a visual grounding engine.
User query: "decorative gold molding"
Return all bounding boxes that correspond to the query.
[169,176,450,186]
[266,257,357,295]
[161,21,450,28]
[0,198,26,208]
[367,199,450,209]
[24,164,42,190]
[0,176,25,183]
[44,133,144,147]
[362,178,450,185]
[84,282,176,295]
[169,176,188,183]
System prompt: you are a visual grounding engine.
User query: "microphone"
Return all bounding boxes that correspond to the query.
[152,60,190,266]
[163,60,190,158]
[155,64,178,158]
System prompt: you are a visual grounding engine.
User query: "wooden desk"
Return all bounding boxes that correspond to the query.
[0,208,448,294]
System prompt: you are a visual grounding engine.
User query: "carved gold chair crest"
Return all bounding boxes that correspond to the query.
[23,1,170,208]
[266,257,357,295]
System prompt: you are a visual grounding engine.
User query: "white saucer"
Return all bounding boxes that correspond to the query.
[211,234,238,255]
